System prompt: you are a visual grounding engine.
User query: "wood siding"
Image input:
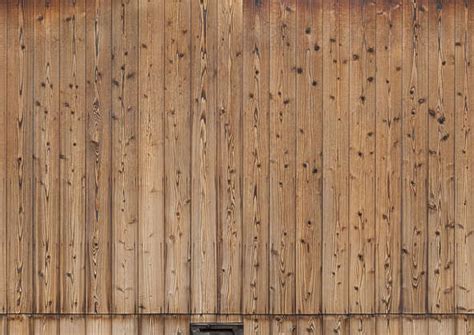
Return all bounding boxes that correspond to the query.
[0,0,473,329]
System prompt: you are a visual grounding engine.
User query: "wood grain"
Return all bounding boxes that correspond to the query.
[59,0,86,313]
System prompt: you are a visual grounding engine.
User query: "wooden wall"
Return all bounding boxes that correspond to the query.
[1,0,473,332]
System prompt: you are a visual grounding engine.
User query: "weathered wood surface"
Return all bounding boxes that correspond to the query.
[0,0,472,319]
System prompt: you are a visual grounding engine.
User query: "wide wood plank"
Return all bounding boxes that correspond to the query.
[138,0,165,314]
[164,0,192,314]
[140,316,164,335]
[190,0,218,314]
[34,0,61,313]
[6,0,35,313]
[401,0,429,313]
[427,0,456,314]
[297,317,321,335]
[85,0,113,314]
[85,317,112,335]
[244,317,271,335]
[242,0,270,315]
[322,317,349,335]
[8,317,31,335]
[111,0,139,313]
[321,0,350,314]
[111,316,137,335]
[59,0,86,313]
[217,0,243,314]
[375,0,403,314]
[269,0,297,314]
[428,317,455,335]
[59,316,85,335]
[271,318,296,335]
[349,318,375,335]
[376,317,400,335]
[33,317,58,335]
[164,317,189,335]
[295,0,322,315]
[401,317,428,335]
[455,0,474,314]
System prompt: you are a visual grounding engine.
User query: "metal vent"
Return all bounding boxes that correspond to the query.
[190,323,243,335]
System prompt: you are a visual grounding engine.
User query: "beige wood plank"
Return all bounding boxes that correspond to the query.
[111,0,139,313]
[401,317,428,335]
[164,317,190,335]
[59,0,86,313]
[8,316,31,335]
[85,0,112,314]
[164,0,192,314]
[34,0,61,313]
[0,0,7,313]
[295,0,322,315]
[112,316,137,335]
[272,318,296,335]
[297,317,321,335]
[376,317,400,335]
[349,317,375,335]
[244,317,270,335]
[428,317,455,335]
[190,0,218,315]
[457,316,474,335]
[217,0,243,314]
[322,317,349,335]
[348,0,377,314]
[375,0,403,314]
[140,316,164,335]
[321,0,350,314]
[33,317,58,335]
[6,0,34,313]
[455,0,474,314]
[269,0,297,314]
[427,0,456,314]
[85,316,112,335]
[137,0,165,314]
[401,0,429,313]
[242,0,270,315]
[59,316,85,335]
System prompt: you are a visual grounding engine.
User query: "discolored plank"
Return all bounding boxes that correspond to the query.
[268,0,297,314]
[455,0,474,314]
[85,0,113,314]
[111,0,139,313]
[59,0,86,313]
[348,0,377,314]
[138,0,165,314]
[164,0,192,314]
[242,0,270,315]
[295,0,323,314]
[34,0,61,313]
[190,0,218,314]
[217,0,243,314]
[375,0,403,314]
[6,0,35,313]
[427,0,456,314]
[321,0,350,314]
[401,0,429,313]
[0,0,7,313]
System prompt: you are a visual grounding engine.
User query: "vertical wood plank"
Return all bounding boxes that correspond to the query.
[217,0,243,314]
[349,318,375,335]
[271,318,296,335]
[85,0,112,314]
[295,0,322,315]
[297,317,321,335]
[112,316,137,335]
[321,0,350,314]
[0,0,7,313]
[375,0,403,314]
[59,0,86,313]
[190,0,218,314]
[457,316,474,335]
[401,0,429,313]
[6,0,34,314]
[427,0,456,314]
[33,317,58,335]
[164,317,190,335]
[428,317,455,335]
[8,317,31,335]
[164,0,192,314]
[376,317,401,335]
[85,316,112,335]
[140,316,164,335]
[59,316,85,335]
[455,0,474,314]
[242,0,270,315]
[244,317,271,335]
[349,0,377,314]
[322,317,349,335]
[111,0,139,313]
[401,317,428,335]
[34,0,61,313]
[137,0,165,314]
[269,0,297,314]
